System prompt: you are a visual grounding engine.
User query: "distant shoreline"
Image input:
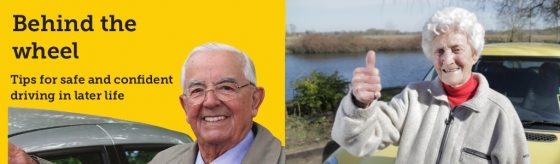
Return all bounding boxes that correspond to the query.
[286,33,559,54]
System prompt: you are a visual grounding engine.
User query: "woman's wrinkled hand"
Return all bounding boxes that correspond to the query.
[352,50,382,107]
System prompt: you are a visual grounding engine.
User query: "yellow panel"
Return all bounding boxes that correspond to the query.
[1,0,286,160]
[483,43,560,57]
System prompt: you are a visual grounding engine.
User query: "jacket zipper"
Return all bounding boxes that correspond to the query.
[435,107,455,164]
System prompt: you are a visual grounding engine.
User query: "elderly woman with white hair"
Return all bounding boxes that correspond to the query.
[332,7,529,164]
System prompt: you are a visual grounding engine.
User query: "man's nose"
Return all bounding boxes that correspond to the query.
[202,90,220,108]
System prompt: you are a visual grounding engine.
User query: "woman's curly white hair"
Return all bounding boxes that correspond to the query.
[421,7,485,60]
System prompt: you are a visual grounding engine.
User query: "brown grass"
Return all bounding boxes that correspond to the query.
[287,33,559,54]
[486,33,559,43]
[286,34,421,54]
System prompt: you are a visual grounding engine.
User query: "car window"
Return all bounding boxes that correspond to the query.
[45,153,104,164]
[119,144,174,164]
[124,149,160,164]
[34,146,107,164]
[474,58,560,127]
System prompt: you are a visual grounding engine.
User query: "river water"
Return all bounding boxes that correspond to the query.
[286,52,433,100]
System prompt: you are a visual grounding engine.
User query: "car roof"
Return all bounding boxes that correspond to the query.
[9,107,129,135]
[9,107,192,152]
[482,43,560,57]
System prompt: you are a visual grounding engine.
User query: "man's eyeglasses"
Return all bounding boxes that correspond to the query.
[184,81,254,105]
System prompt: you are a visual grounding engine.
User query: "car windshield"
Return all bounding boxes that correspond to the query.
[425,57,560,130]
[474,57,560,129]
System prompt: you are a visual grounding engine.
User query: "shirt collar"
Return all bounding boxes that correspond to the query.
[195,130,255,164]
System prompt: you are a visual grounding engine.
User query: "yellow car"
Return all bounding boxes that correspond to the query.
[324,43,560,164]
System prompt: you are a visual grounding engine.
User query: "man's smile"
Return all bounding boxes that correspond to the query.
[203,116,228,122]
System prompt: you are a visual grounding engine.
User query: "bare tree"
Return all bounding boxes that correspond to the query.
[479,0,560,42]
[500,11,530,42]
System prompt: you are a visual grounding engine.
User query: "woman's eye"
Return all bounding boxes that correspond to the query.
[452,48,461,53]
[436,49,444,55]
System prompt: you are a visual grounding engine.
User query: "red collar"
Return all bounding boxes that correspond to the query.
[442,74,479,108]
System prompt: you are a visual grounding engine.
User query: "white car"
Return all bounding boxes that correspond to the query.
[9,107,193,164]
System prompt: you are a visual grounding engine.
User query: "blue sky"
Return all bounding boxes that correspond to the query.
[286,0,505,32]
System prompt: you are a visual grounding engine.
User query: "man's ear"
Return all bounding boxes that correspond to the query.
[251,87,265,117]
[179,94,188,114]
[179,94,193,123]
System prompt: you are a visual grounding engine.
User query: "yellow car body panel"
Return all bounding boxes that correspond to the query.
[526,131,560,164]
[483,43,560,57]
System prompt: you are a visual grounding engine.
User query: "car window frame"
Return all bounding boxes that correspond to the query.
[30,145,116,164]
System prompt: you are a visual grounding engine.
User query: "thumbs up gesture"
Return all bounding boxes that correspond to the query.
[352,51,382,106]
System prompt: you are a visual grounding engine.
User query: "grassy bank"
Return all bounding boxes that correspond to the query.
[286,33,559,54]
[286,87,404,152]
[486,33,559,43]
[286,34,421,54]
[286,114,333,152]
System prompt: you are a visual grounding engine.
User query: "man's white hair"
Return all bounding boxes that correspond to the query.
[421,7,485,60]
[180,43,257,91]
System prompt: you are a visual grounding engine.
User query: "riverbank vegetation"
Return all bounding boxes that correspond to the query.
[286,27,560,54]
[286,71,347,151]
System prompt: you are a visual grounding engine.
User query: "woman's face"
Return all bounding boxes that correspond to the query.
[431,32,478,87]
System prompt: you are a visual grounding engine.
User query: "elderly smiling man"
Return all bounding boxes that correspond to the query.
[150,43,284,164]
[7,43,284,164]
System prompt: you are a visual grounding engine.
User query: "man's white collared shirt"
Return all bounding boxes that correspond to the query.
[195,131,254,164]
